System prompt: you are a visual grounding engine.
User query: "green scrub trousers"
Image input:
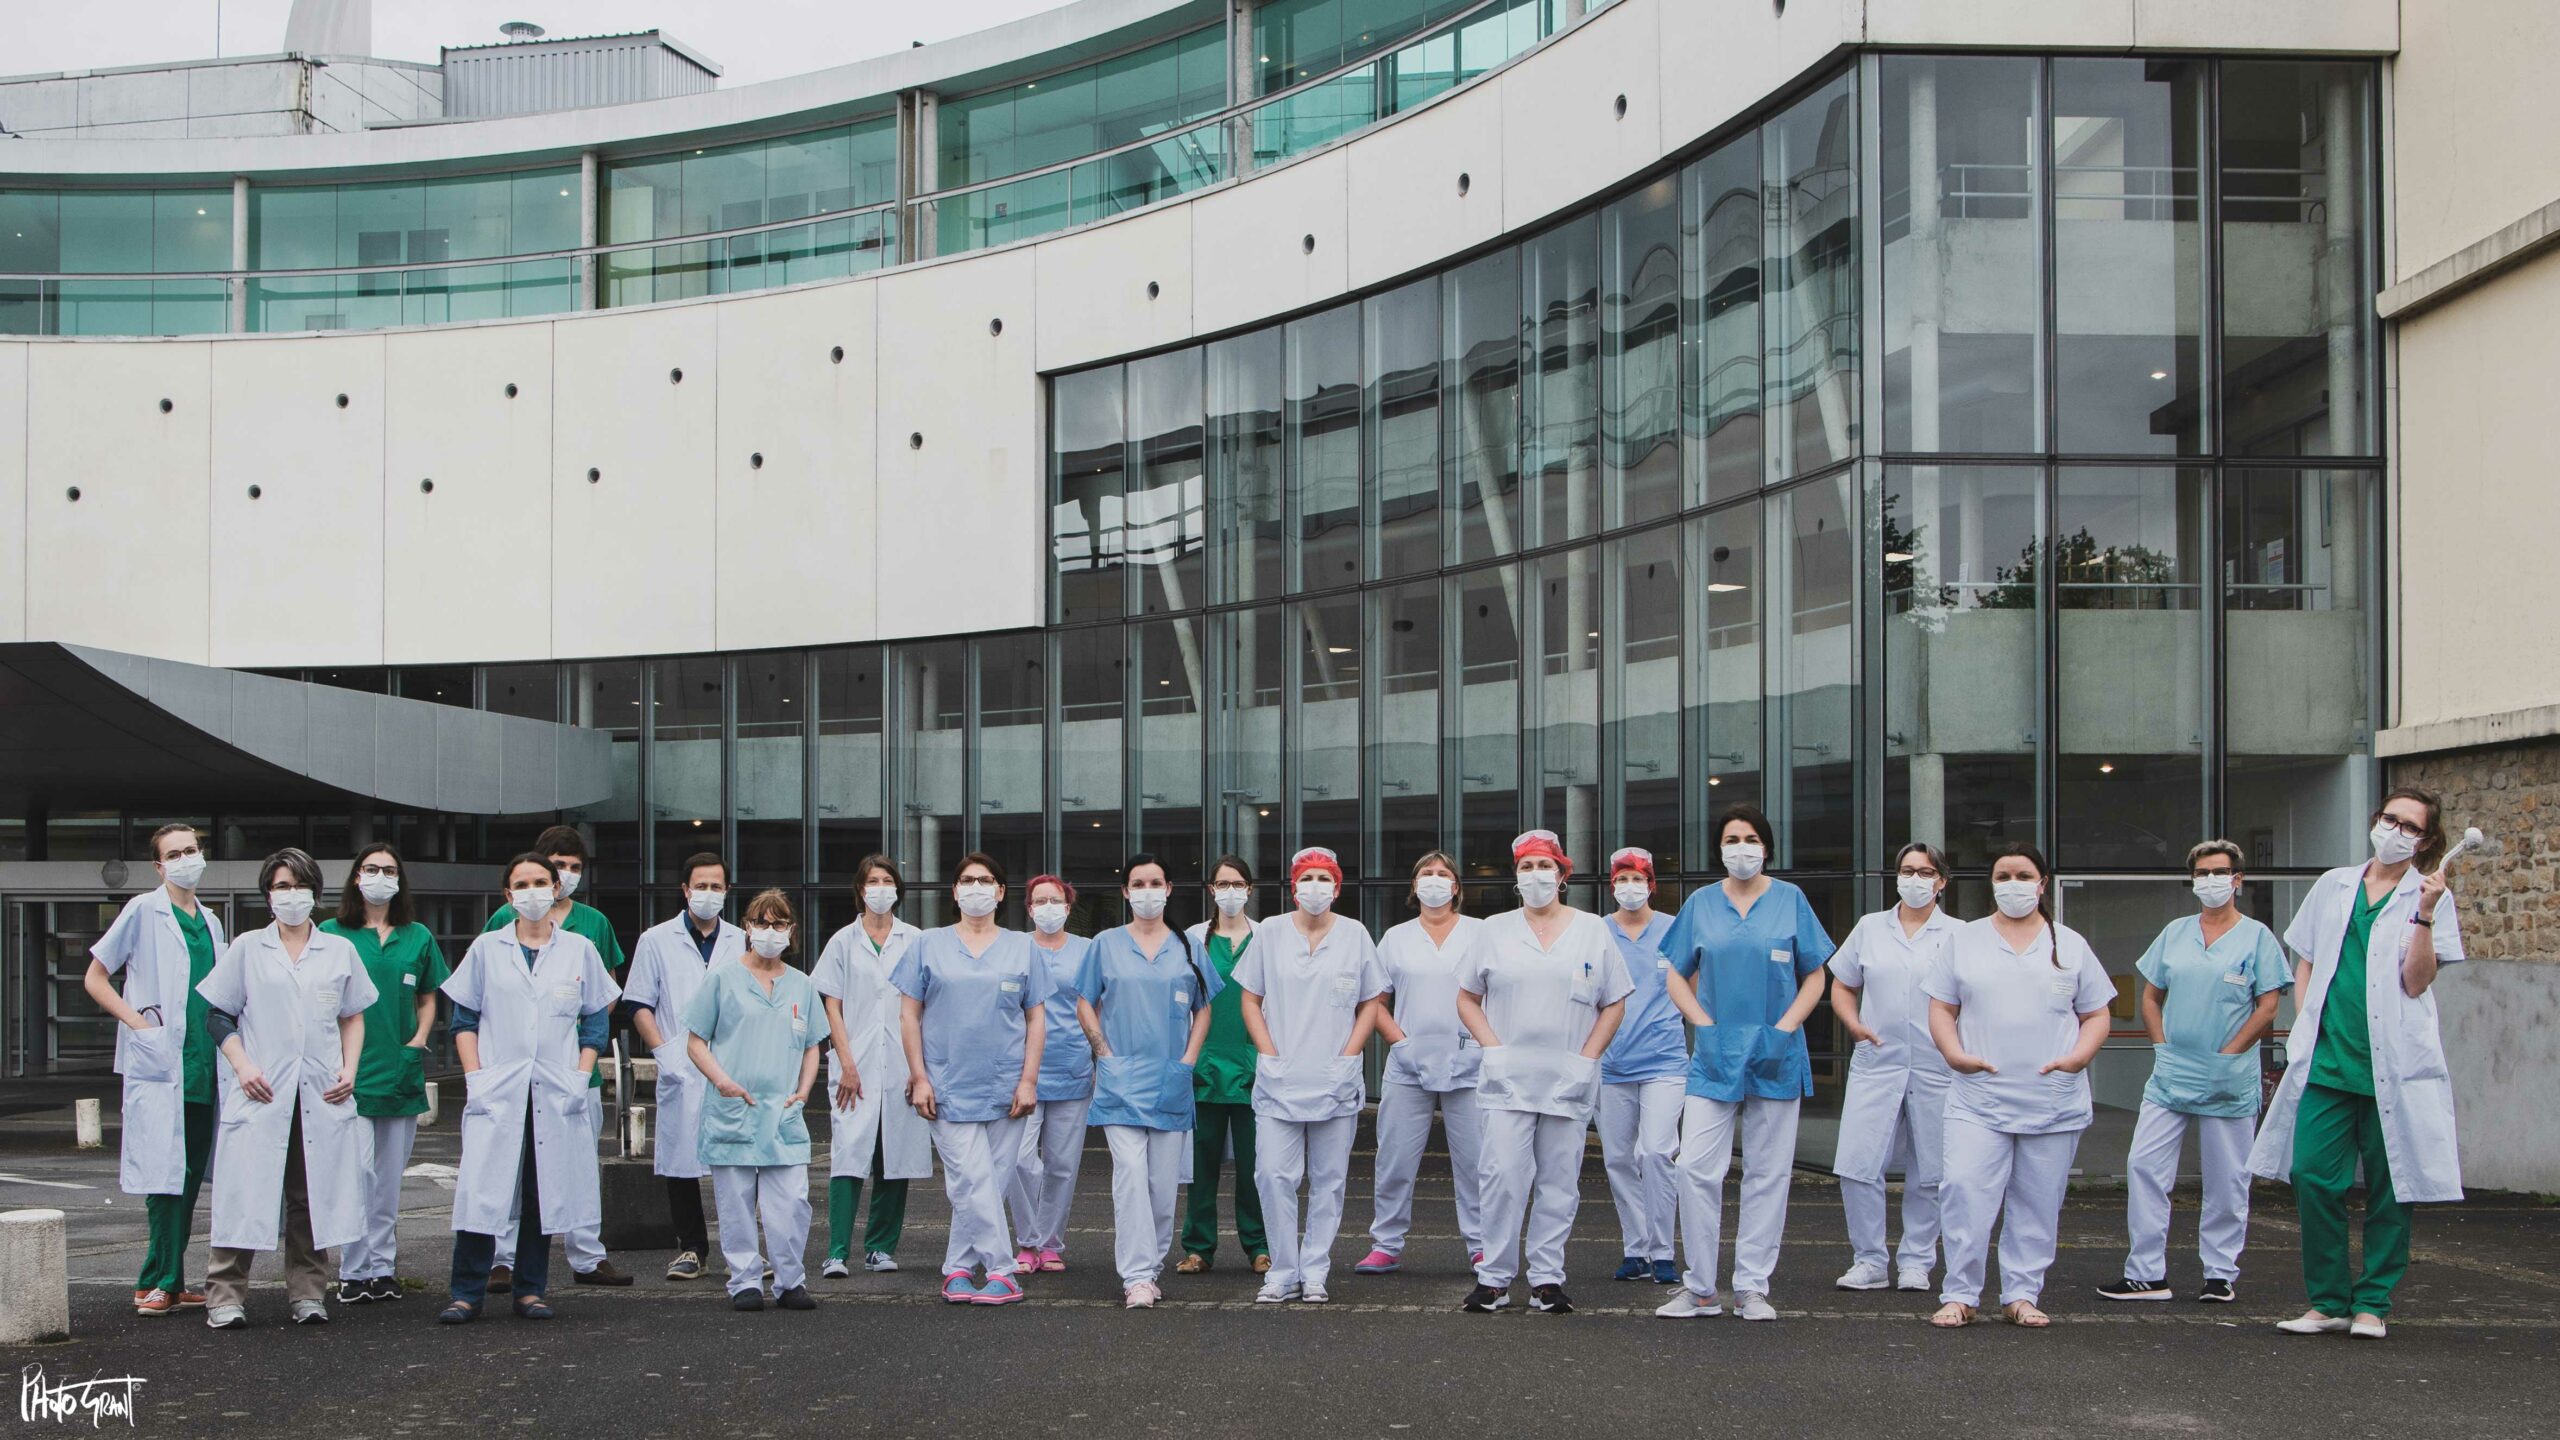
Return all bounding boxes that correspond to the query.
[1182,1101,1268,1261]
[138,1100,215,1294]
[827,1133,907,1260]
[2292,1083,2410,1317]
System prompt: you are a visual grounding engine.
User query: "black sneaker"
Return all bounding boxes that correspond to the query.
[2097,1276,2174,1302]
[1529,1284,1574,1314]
[2198,1279,2236,1303]
[732,1289,766,1312]
[337,1279,373,1305]
[775,1285,818,1311]
[1461,1283,1510,1313]
[373,1276,405,1302]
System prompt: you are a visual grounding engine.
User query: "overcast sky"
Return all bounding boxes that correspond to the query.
[2,0,1062,88]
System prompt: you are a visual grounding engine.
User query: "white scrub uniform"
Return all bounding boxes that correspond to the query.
[1598,912,1686,1268]
[1234,913,1387,1294]
[442,929,622,1239]
[1461,908,1634,1291]
[1828,906,1961,1276]
[893,927,1051,1281]
[1922,917,2116,1309]
[1369,913,1488,1261]
[197,925,379,1253]
[623,914,748,1182]
[813,918,935,1187]
[92,887,226,1197]
[1009,933,1096,1258]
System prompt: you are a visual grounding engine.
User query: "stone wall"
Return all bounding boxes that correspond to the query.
[2391,738,2560,964]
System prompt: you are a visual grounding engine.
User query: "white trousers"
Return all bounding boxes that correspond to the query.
[1598,1079,1684,1263]
[1937,1117,2079,1307]
[1369,1081,1485,1256]
[2123,1101,2254,1284]
[1475,1108,1590,1289]
[1006,1095,1093,1253]
[1676,1094,1801,1298]
[711,1163,811,1298]
[340,1114,417,1281]
[1105,1125,1187,1286]
[1254,1114,1357,1290]
[932,1115,1027,1279]
[498,1089,606,1272]
[1838,1086,1946,1273]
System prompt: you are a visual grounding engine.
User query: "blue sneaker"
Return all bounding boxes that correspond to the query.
[939,1272,981,1304]
[1651,1260,1681,1286]
[1612,1256,1650,1282]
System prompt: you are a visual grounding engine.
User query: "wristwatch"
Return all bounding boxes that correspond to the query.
[2411,914,2435,928]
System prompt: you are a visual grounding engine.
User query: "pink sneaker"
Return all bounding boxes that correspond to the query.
[971,1273,1025,1305]
[1354,1249,1401,1274]
[1471,1250,1485,1268]
[1038,1248,1066,1273]
[1013,1248,1041,1274]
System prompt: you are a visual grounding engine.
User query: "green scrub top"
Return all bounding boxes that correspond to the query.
[171,903,220,1106]
[484,900,625,1089]
[322,918,450,1118]
[681,961,823,1168]
[1193,930,1258,1107]
[2309,882,2390,1096]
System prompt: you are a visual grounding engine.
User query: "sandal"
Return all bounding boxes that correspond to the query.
[1928,1302,1975,1329]
[437,1301,478,1326]
[512,1295,555,1320]
[2003,1300,2050,1328]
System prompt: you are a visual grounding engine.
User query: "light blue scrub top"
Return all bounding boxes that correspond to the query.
[1600,912,1688,1084]
[681,961,824,1169]
[1031,933,1096,1102]
[1665,878,1835,1102]
[891,926,1053,1124]
[1075,926,1224,1131]
[2136,913,2290,1118]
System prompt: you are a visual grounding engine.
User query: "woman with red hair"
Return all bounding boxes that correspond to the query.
[1006,874,1094,1276]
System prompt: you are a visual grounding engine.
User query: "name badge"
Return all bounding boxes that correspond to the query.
[1657,957,1671,971]
[2049,978,2075,998]
[1331,973,1357,998]
[2221,970,2249,987]
[1770,948,1792,965]
[401,973,416,987]
[553,986,578,1001]
[999,979,1022,994]
[1174,990,1191,1007]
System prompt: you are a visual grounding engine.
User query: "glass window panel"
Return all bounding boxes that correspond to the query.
[2220,62,2376,458]
[938,29,1227,189]
[1765,73,1860,481]
[0,192,62,272]
[1299,593,1364,875]
[512,169,582,253]
[1373,579,1443,865]
[603,155,683,245]
[564,660,643,899]
[1603,176,1683,528]
[2224,468,2373,868]
[2053,58,2206,456]
[419,174,508,263]
[1771,475,1856,869]
[1137,618,1207,886]
[1522,214,1600,547]
[816,647,887,883]
[154,190,232,272]
[1616,525,1682,860]
[1256,0,1346,93]
[1365,278,1443,578]
[1219,608,1287,879]
[1448,249,1522,566]
[765,128,851,222]
[1690,504,1763,849]
[250,185,336,270]
[1013,69,1099,174]
[652,657,725,883]
[681,138,767,237]
[1052,365,1127,624]
[481,663,559,723]
[147,280,228,336]
[1453,563,1521,876]
[1880,55,2041,455]
[1130,349,1206,617]
[1287,305,1363,592]
[1209,331,1287,605]
[1882,465,2041,870]
[977,634,1048,906]
[735,652,806,887]
[58,192,154,273]
[899,641,968,925]
[1059,627,1126,882]
[2055,466,2207,870]
[1534,548,1602,867]
[1683,139,1761,506]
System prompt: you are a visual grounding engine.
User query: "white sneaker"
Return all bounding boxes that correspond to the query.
[290,1299,329,1325]
[1834,1260,1890,1291]
[1301,1283,1330,1305]
[2276,1311,2352,1335]
[2351,1316,2388,1339]
[1255,1280,1299,1304]
[1737,1291,1777,1322]
[820,1258,850,1279]
[1895,1267,1932,1292]
[205,1304,248,1329]
[1123,1282,1158,1309]
[862,1251,899,1273]
[1655,1289,1723,1319]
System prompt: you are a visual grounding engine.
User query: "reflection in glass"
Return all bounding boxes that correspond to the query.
[1288,306,1364,592]
[1523,214,1600,547]
[1130,350,1206,616]
[937,27,1226,186]
[481,664,560,723]
[1300,593,1364,875]
[1208,332,1286,606]
[1765,74,1860,481]
[1447,249,1522,566]
[565,660,644,895]
[1534,549,1601,868]
[900,641,967,925]
[815,648,885,883]
[1057,628,1126,880]
[1366,279,1444,577]
[1052,366,1126,623]
[2224,469,2372,869]
[1688,505,1762,854]
[735,651,806,886]
[1771,476,1855,868]
[1454,564,1521,876]
[1616,526,1682,861]
[1373,580,1443,865]
[1604,177,1684,528]
[1219,607,1286,880]
[1137,619,1206,885]
[976,633,1048,908]
[1683,139,1761,505]
[652,657,725,884]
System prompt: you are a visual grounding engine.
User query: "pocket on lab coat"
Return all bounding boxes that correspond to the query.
[1162,1061,1199,1120]
[398,1045,428,1099]
[778,1099,812,1152]
[122,1025,182,1084]
[702,1093,758,1149]
[461,1067,502,1118]
[1744,1026,1801,1089]
[2397,1000,2452,1082]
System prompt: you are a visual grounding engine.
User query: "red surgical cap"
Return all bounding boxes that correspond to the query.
[1608,846,1655,878]
[1511,829,1571,873]
[1290,847,1342,885]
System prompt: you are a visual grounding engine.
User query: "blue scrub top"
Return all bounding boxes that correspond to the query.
[1665,878,1835,1102]
[680,961,824,1168]
[2137,913,2290,1118]
[1600,912,1688,1084]
[1031,933,1095,1102]
[1075,926,1223,1131]
[891,926,1052,1124]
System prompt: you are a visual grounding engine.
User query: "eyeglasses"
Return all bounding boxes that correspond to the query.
[358,863,400,878]
[1895,867,1940,880]
[2374,815,2427,839]
[2191,866,2238,879]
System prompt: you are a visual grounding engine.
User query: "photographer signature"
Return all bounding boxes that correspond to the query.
[20,1366,145,1428]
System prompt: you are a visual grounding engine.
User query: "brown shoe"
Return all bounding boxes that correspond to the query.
[1175,1254,1210,1275]
[1251,1253,1273,1275]
[487,1265,513,1294]
[575,1260,635,1287]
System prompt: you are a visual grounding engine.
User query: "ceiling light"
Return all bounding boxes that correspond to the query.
[1327,645,1351,653]
[560,188,571,197]
[1258,808,1270,817]
[2097,762,2115,774]
[196,207,207,216]
[1706,582,1746,593]
[1884,551,1913,563]
[1707,776,1721,786]
[2149,370,2169,381]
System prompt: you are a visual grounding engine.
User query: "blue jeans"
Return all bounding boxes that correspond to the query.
[450,1103,550,1307]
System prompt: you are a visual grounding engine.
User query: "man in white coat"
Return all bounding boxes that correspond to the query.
[625,852,746,1280]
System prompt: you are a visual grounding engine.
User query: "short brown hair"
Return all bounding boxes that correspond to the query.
[149,823,199,860]
[855,853,902,897]
[680,852,729,887]
[2375,787,2448,872]
[532,824,589,861]
[742,888,795,927]
[954,851,1006,887]
[2185,839,2245,874]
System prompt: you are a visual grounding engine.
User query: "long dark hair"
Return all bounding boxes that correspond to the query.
[336,842,417,930]
[1714,804,1777,864]
[1989,842,2061,964]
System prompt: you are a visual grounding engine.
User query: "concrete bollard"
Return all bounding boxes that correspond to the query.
[0,1209,72,1343]
[73,1099,102,1149]
[625,1104,651,1158]
[422,1080,441,1127]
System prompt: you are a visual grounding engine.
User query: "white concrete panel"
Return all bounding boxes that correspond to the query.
[0,79,79,132]
[2133,0,2396,53]
[24,343,214,663]
[207,335,387,669]
[1033,205,1195,373]
[0,344,23,642]
[1345,64,1506,292]
[79,69,189,126]
[550,304,721,658]
[1189,146,1351,337]
[1864,0,2133,48]
[1500,0,1665,229]
[873,248,1043,639]
[381,323,554,665]
[713,282,882,651]
[1660,0,1856,158]
[2391,0,2560,277]
[184,61,303,117]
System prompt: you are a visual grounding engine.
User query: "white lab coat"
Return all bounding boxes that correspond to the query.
[442,926,622,1236]
[2249,864,2467,1203]
[624,915,746,1181]
[93,887,226,1196]
[1827,906,1960,1184]
[196,925,377,1252]
[813,918,934,1182]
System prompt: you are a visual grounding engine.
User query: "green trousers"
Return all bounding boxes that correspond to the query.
[138,1100,215,1294]
[826,1132,908,1260]
[2293,1083,2411,1317]
[1181,1101,1267,1260]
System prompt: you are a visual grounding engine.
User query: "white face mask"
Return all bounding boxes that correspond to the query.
[1127,889,1169,921]
[748,926,791,960]
[686,888,725,922]
[1896,874,1938,912]
[357,873,401,906]
[1294,877,1336,915]
[1413,875,1457,910]
[511,886,556,923]
[1721,843,1766,881]
[1515,871,1561,908]
[268,888,316,927]
[161,851,207,891]
[954,882,1000,919]
[1031,901,1070,935]
[1212,886,1250,917]
[555,867,582,899]
[2192,874,2237,910]
[1992,880,2041,920]
[2369,821,2419,866]
[1613,880,1650,912]
[862,884,898,915]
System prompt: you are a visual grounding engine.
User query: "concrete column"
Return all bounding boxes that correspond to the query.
[2322,78,2360,458]
[1906,65,1942,454]
[906,90,939,262]
[579,148,600,309]
[229,175,249,332]
[1229,0,1259,175]
[0,1208,70,1344]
